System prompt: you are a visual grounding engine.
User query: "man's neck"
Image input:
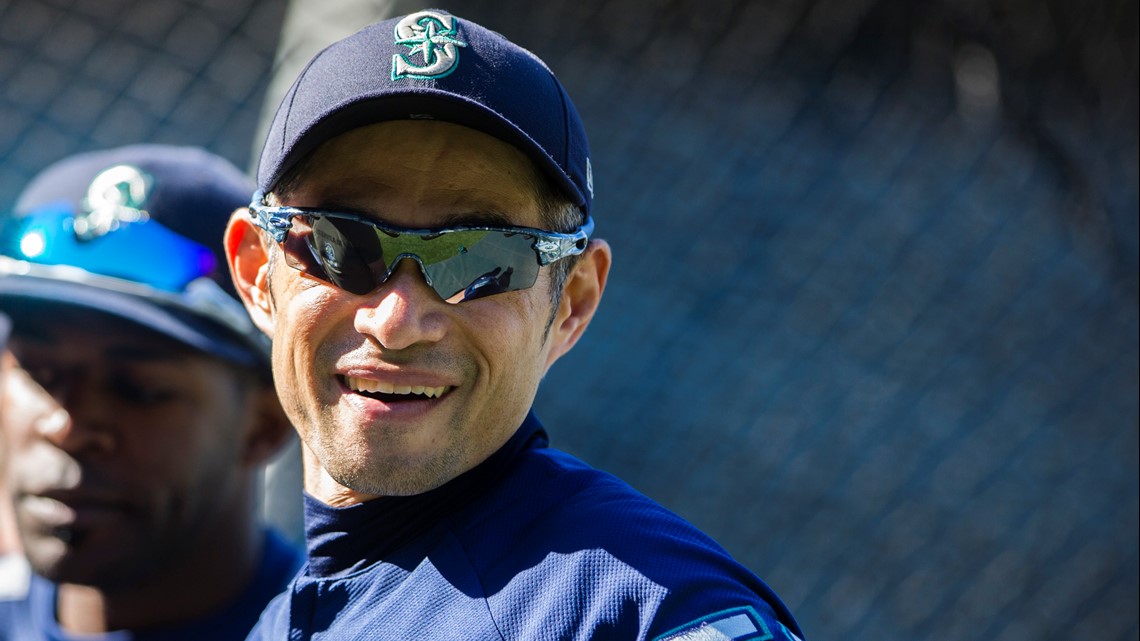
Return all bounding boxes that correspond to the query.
[302,442,381,507]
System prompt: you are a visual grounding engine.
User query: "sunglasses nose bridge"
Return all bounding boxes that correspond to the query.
[388,253,434,289]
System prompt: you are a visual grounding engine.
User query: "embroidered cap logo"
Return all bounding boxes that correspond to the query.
[391,11,467,80]
[73,164,152,241]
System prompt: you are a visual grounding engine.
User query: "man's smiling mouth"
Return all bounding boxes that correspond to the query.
[343,376,450,401]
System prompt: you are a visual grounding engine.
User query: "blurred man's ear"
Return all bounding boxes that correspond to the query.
[224,208,275,336]
[544,239,611,372]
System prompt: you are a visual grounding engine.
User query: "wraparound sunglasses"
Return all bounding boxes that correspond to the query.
[249,199,593,302]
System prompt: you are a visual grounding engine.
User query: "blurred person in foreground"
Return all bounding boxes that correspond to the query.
[227,10,803,640]
[0,145,302,640]
[0,312,31,599]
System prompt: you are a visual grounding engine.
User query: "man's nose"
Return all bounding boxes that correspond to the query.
[353,258,448,350]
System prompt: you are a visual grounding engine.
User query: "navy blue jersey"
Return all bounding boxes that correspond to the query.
[0,529,302,641]
[249,413,804,641]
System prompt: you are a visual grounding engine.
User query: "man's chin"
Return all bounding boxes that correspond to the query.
[324,454,462,499]
[24,534,139,589]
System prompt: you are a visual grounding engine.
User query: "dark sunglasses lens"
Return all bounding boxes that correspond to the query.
[281,216,386,295]
[421,230,540,301]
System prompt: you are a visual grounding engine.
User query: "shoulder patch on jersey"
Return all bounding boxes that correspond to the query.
[652,605,804,641]
[653,606,772,641]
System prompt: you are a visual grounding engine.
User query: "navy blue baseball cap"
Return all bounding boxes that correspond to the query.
[257,9,593,217]
[0,144,270,371]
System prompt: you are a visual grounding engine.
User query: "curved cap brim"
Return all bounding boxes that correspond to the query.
[0,277,268,371]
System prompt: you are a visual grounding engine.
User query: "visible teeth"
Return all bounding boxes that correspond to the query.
[345,377,448,399]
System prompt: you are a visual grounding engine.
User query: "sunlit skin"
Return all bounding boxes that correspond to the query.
[227,120,610,507]
[0,314,290,633]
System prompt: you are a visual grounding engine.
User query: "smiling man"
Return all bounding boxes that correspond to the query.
[0,145,302,640]
[227,10,804,641]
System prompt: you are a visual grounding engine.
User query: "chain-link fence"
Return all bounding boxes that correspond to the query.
[2,1,1136,640]
[0,0,285,203]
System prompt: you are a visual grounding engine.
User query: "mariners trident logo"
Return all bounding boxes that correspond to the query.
[73,164,152,241]
[391,11,467,80]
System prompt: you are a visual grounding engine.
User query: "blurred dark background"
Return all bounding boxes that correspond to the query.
[2,1,1136,639]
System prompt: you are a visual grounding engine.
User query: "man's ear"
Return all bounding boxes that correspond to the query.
[241,382,294,467]
[224,208,275,336]
[544,239,611,371]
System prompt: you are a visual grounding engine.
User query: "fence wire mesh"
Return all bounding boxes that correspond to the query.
[2,1,1136,640]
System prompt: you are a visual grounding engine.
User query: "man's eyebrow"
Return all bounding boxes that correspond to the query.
[102,346,189,363]
[313,200,517,229]
[11,340,187,367]
[304,199,369,215]
[12,326,52,344]
[438,210,514,228]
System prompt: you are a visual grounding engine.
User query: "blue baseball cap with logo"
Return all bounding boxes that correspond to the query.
[0,144,269,371]
[257,9,593,217]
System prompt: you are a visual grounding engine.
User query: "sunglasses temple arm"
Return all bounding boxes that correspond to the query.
[248,203,296,243]
[533,216,593,266]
